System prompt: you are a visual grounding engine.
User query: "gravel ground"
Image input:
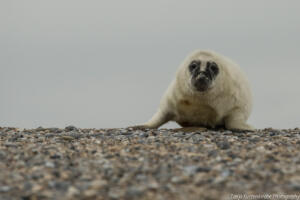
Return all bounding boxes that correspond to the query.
[0,126,300,200]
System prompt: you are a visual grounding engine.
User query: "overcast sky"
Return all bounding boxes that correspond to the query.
[1,0,300,129]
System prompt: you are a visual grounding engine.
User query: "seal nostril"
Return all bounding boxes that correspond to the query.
[198,76,208,83]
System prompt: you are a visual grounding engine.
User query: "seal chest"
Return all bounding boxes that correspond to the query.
[176,99,219,128]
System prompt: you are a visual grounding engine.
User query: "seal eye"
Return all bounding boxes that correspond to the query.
[210,62,219,74]
[189,60,200,72]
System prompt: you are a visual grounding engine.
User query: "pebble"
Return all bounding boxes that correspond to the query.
[183,165,210,176]
[36,126,45,131]
[89,180,107,188]
[48,127,62,133]
[45,161,55,168]
[108,188,124,199]
[126,186,145,197]
[4,142,18,148]
[216,140,230,150]
[147,180,159,190]
[61,135,74,141]
[0,186,11,192]
[0,150,6,160]
[171,176,188,184]
[121,131,133,136]
[139,132,149,138]
[67,186,80,197]
[65,125,78,132]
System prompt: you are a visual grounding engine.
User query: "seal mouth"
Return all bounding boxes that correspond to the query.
[194,84,210,92]
[195,85,209,92]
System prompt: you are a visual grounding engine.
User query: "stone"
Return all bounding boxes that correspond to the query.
[183,165,210,176]
[126,186,145,197]
[67,186,80,197]
[171,176,189,184]
[0,186,11,192]
[45,161,55,168]
[108,188,125,199]
[216,140,230,150]
[65,125,78,132]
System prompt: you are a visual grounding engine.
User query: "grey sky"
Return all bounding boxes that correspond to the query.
[1,0,300,129]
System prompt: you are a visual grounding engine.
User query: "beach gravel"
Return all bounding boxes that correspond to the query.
[0,126,300,200]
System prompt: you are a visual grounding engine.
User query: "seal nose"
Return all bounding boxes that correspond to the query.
[197,73,208,84]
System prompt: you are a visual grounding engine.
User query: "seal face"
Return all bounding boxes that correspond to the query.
[189,60,219,92]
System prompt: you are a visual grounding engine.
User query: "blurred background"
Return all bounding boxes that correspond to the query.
[1,0,300,129]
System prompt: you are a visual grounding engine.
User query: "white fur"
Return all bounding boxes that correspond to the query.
[141,50,254,131]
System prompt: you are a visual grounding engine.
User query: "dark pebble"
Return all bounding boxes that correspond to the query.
[65,125,78,132]
[217,140,230,150]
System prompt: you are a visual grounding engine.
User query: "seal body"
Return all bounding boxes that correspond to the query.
[135,50,254,131]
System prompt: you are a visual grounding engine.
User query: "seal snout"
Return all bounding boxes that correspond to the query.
[197,73,209,83]
[192,73,209,91]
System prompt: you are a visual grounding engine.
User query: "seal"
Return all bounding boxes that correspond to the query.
[131,50,254,131]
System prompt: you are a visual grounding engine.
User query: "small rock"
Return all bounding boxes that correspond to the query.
[256,146,266,152]
[121,130,133,136]
[135,174,147,182]
[65,125,78,132]
[223,130,233,135]
[147,180,159,190]
[48,181,69,191]
[0,150,7,160]
[32,184,43,192]
[90,180,107,189]
[67,186,80,197]
[126,186,145,197]
[183,165,210,176]
[50,154,61,159]
[45,133,56,138]
[208,150,218,157]
[0,186,11,192]
[221,169,231,177]
[61,136,74,141]
[48,127,62,133]
[108,188,124,199]
[45,161,55,168]
[217,140,230,150]
[139,132,149,138]
[4,142,18,148]
[173,132,185,137]
[23,182,32,190]
[83,189,98,197]
[288,182,300,190]
[249,135,260,143]
[36,126,45,131]
[148,136,156,140]
[171,176,189,184]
